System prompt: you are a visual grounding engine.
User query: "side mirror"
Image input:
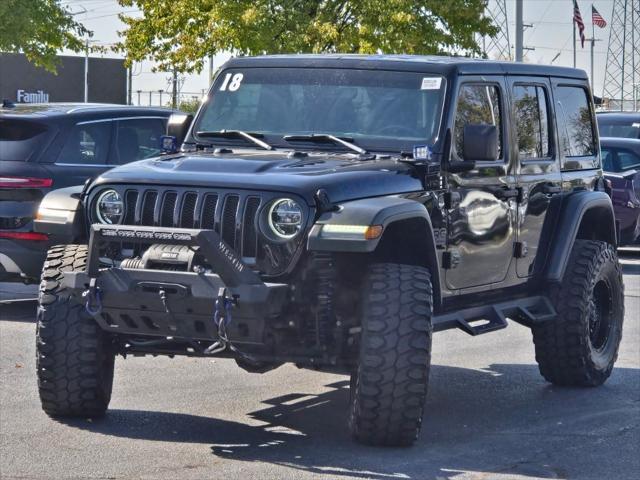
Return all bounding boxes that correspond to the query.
[166,113,193,148]
[462,124,498,161]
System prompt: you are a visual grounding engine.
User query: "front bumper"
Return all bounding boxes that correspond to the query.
[63,225,289,345]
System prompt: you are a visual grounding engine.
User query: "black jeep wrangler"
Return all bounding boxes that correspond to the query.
[34,55,624,447]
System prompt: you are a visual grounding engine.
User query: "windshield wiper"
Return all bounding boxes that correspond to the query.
[196,130,274,150]
[283,134,368,155]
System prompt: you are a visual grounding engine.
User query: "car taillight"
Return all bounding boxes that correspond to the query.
[0,176,53,188]
[0,231,49,241]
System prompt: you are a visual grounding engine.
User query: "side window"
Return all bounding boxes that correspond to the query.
[555,86,596,157]
[513,85,551,159]
[114,118,166,165]
[58,122,111,165]
[454,84,502,160]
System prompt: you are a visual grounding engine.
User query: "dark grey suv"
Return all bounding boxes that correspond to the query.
[0,103,177,282]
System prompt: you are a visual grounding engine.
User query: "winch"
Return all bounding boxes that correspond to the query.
[120,244,197,271]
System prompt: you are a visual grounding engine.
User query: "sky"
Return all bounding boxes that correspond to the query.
[58,0,624,104]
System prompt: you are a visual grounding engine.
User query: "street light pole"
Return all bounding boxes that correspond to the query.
[84,37,89,103]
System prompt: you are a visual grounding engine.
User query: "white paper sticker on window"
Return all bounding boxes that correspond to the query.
[421,77,442,90]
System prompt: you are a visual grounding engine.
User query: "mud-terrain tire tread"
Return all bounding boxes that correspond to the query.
[532,240,624,387]
[36,244,115,417]
[349,263,433,447]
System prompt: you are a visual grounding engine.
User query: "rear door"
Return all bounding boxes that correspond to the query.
[46,119,113,188]
[507,77,562,277]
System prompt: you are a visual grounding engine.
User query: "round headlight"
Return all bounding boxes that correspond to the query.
[267,198,303,239]
[96,189,123,224]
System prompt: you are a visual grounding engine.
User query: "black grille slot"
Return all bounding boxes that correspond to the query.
[124,191,138,224]
[141,191,158,225]
[180,192,198,228]
[222,195,240,247]
[242,197,261,258]
[200,194,218,230]
[160,192,177,227]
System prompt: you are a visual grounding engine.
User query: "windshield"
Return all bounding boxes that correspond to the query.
[193,67,446,153]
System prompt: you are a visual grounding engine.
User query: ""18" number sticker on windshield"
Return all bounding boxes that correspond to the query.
[219,73,244,92]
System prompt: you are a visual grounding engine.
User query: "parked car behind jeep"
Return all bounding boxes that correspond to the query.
[0,103,177,283]
[597,111,640,139]
[601,136,640,244]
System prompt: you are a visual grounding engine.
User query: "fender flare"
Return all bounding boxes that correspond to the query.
[33,185,86,243]
[543,191,617,282]
[307,196,441,306]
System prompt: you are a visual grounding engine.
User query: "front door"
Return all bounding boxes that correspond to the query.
[445,77,517,290]
[45,120,113,189]
[507,77,563,277]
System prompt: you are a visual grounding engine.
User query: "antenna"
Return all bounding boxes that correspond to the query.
[602,0,640,111]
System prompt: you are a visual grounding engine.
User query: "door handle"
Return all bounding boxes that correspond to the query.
[493,187,520,200]
[541,184,563,195]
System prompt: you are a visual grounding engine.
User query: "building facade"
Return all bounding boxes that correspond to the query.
[0,53,126,104]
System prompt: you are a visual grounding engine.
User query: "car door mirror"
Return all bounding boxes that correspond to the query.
[165,113,193,149]
[462,124,498,161]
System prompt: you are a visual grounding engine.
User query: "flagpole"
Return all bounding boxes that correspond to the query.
[573,5,577,68]
[591,5,595,89]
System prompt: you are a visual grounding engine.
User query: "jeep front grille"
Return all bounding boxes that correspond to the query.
[121,188,262,262]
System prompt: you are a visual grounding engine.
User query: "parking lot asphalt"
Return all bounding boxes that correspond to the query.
[1,251,639,480]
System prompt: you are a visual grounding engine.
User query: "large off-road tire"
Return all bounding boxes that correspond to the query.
[348,263,433,447]
[532,240,624,387]
[36,245,115,417]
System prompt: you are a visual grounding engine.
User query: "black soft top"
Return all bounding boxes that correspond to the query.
[224,54,588,79]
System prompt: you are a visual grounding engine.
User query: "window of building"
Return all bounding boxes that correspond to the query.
[454,84,502,160]
[513,85,551,159]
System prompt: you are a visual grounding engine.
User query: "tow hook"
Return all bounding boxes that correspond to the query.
[82,278,102,316]
[204,288,238,355]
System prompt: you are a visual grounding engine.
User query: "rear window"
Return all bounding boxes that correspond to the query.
[0,119,49,161]
[598,122,640,139]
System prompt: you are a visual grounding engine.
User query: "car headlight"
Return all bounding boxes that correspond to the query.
[266,198,303,239]
[95,189,123,224]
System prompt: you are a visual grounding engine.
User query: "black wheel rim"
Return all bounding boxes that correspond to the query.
[588,279,613,352]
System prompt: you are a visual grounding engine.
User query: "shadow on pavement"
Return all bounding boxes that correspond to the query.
[0,301,37,322]
[56,363,640,479]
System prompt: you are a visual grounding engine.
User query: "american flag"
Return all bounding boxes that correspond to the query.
[592,5,607,28]
[573,0,586,48]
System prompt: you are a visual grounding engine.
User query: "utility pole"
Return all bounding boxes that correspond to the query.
[515,0,523,62]
[209,55,214,84]
[171,68,178,109]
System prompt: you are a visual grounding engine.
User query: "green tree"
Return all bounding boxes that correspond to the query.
[0,0,90,72]
[116,0,497,73]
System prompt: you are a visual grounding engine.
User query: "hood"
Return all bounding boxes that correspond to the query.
[92,150,425,204]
